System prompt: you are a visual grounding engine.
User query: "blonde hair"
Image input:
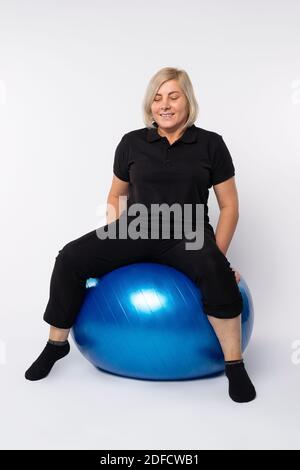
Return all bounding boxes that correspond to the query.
[142,67,199,130]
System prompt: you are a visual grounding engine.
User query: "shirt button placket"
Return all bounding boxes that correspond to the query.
[164,145,171,165]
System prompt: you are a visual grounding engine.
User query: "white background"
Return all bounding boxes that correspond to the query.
[0,0,299,450]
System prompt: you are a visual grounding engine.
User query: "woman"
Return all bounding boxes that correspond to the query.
[25,67,256,403]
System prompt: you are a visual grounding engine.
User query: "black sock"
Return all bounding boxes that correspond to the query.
[25,340,70,381]
[225,359,256,403]
[48,339,69,346]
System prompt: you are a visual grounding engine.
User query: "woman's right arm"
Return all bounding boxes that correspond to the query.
[106,175,129,224]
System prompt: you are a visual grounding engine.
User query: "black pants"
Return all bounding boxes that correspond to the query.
[43,214,243,329]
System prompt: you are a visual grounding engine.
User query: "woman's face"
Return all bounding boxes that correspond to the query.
[150,79,188,132]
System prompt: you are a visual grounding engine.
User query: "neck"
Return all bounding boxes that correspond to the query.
[157,125,184,141]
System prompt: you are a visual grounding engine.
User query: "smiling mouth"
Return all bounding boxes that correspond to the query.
[160,113,175,118]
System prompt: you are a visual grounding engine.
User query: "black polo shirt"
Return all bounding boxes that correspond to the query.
[113,122,235,233]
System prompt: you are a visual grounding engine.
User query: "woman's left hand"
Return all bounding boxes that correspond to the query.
[233,269,241,283]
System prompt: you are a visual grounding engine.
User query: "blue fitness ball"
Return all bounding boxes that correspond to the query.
[71,262,254,380]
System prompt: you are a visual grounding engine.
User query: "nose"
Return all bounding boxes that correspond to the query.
[159,97,172,109]
[160,103,171,111]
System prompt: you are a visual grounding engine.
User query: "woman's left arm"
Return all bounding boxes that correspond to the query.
[213,176,239,257]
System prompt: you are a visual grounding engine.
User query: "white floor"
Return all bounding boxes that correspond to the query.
[1,317,299,450]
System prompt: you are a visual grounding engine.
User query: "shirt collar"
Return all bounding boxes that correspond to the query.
[146,121,198,144]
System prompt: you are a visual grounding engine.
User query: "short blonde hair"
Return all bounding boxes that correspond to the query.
[142,67,199,130]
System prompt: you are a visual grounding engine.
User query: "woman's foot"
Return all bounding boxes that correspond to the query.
[25,339,70,381]
[225,359,256,403]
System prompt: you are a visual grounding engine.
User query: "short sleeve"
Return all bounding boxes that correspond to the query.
[113,134,130,182]
[210,134,235,186]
